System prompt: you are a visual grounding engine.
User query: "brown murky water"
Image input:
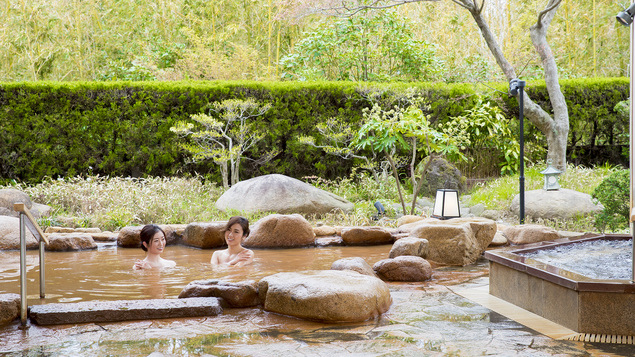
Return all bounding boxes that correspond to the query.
[0,243,392,304]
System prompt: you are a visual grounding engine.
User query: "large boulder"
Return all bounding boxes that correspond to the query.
[373,256,433,282]
[330,257,377,277]
[258,270,391,322]
[0,216,38,250]
[416,157,466,196]
[503,224,559,245]
[117,224,185,248]
[215,174,354,214]
[29,203,52,219]
[409,217,496,266]
[389,237,429,259]
[45,233,97,251]
[182,222,227,249]
[510,188,603,220]
[0,293,20,325]
[0,189,51,219]
[243,214,315,248]
[0,189,32,216]
[178,279,260,307]
[341,226,393,246]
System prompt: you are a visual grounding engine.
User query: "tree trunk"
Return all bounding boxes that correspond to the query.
[385,150,407,214]
[467,0,568,171]
[530,0,568,171]
[231,157,240,185]
[219,161,229,188]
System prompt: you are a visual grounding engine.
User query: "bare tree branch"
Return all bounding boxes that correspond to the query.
[477,0,486,14]
[536,0,562,27]
[450,0,472,11]
[291,0,440,18]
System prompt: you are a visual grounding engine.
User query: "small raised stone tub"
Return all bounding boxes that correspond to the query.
[484,234,635,336]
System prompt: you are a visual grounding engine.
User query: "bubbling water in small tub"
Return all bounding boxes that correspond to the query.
[519,239,632,280]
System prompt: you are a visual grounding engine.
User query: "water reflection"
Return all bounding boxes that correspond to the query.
[0,245,391,304]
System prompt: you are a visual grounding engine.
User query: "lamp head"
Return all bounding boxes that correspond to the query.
[617,3,635,26]
[509,79,526,96]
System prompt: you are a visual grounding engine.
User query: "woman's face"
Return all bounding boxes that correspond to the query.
[225,223,245,246]
[145,231,166,255]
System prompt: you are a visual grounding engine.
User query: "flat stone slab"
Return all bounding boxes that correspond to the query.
[29,297,222,325]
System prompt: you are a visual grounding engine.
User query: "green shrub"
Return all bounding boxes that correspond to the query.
[0,81,477,183]
[592,169,629,232]
[0,78,629,184]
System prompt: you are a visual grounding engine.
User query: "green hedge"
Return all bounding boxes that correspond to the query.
[0,81,478,183]
[0,79,628,184]
[492,78,629,165]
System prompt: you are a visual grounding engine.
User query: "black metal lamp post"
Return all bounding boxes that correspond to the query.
[616,2,635,282]
[510,78,526,225]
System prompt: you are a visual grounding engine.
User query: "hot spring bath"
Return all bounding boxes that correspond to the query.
[0,244,393,305]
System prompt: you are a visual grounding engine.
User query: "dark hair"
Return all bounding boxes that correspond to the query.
[224,216,250,237]
[140,224,166,252]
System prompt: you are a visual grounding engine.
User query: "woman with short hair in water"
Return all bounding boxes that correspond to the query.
[133,224,176,270]
[211,216,254,266]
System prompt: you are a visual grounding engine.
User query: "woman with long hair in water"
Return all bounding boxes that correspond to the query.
[211,216,254,267]
[133,224,176,270]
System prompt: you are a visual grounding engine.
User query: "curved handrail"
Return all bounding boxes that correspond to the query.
[13,202,48,326]
[13,203,48,245]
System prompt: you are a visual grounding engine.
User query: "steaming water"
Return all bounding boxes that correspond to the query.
[520,239,632,280]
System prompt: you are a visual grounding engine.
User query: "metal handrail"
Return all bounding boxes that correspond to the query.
[13,202,48,327]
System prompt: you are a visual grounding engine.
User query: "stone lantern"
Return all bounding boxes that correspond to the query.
[540,161,562,191]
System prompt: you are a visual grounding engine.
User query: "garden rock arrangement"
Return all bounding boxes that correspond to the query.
[258,270,392,322]
[215,174,354,214]
[45,227,118,243]
[45,233,97,251]
[373,256,433,282]
[0,188,51,219]
[117,224,186,248]
[510,188,602,220]
[399,217,496,266]
[502,224,559,245]
[178,279,260,307]
[182,222,227,249]
[243,214,315,248]
[341,226,393,245]
[0,293,20,325]
[490,231,509,246]
[0,216,39,250]
[389,237,428,258]
[330,257,377,277]
[416,157,466,197]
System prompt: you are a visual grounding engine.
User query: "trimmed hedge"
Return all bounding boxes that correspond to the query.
[0,79,628,183]
[0,81,478,183]
[492,78,630,166]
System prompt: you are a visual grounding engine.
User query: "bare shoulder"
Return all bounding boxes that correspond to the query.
[164,259,176,268]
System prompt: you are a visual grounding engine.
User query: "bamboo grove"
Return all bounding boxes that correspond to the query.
[0,0,627,82]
